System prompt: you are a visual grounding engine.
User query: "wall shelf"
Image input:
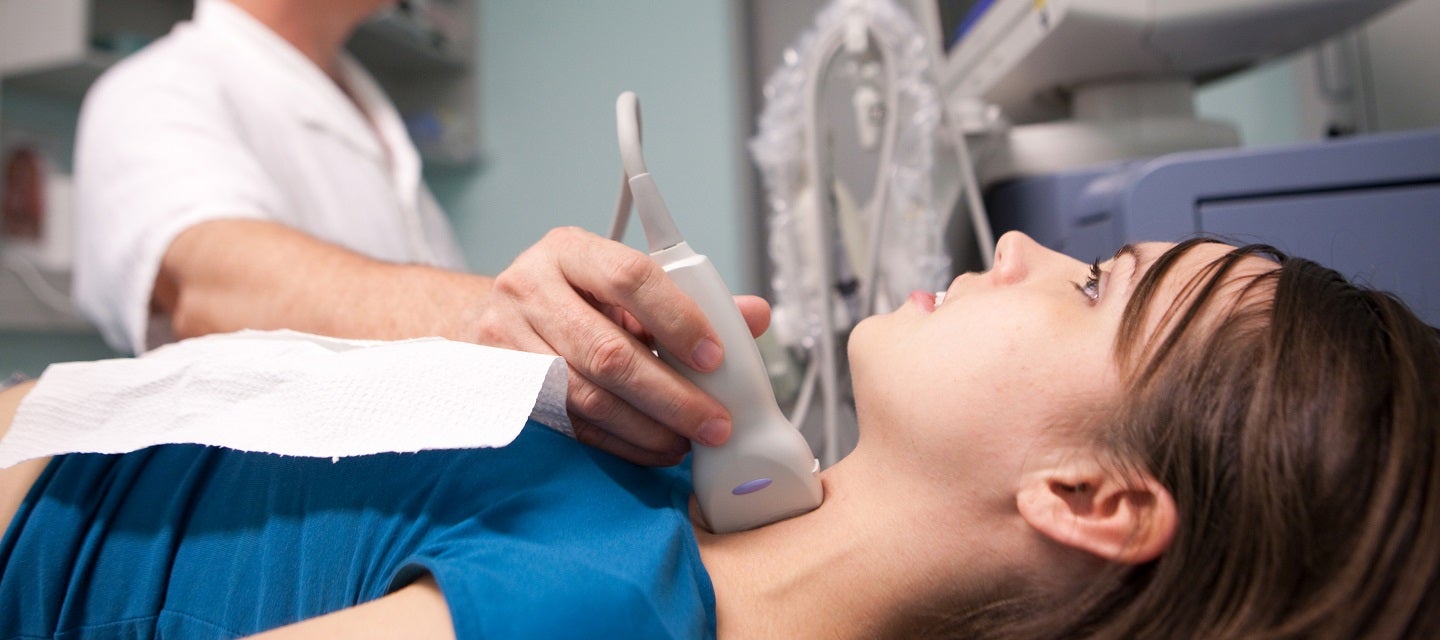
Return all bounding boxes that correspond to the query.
[347,1,481,166]
[350,14,469,74]
[0,262,92,332]
[4,51,120,100]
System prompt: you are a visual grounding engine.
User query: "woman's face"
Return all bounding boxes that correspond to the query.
[847,232,1250,486]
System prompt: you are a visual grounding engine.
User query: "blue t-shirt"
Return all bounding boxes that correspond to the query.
[0,421,716,639]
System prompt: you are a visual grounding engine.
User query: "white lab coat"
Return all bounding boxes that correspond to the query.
[73,0,467,355]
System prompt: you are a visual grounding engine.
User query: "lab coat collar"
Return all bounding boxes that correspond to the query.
[190,0,404,169]
[336,54,423,206]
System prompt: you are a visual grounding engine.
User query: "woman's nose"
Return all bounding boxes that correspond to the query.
[990,231,1035,285]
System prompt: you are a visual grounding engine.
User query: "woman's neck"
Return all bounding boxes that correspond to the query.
[694,448,1018,639]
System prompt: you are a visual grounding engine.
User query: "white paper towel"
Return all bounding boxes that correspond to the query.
[0,330,572,468]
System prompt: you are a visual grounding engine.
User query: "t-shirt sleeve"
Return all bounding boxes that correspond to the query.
[397,540,709,640]
[72,50,285,354]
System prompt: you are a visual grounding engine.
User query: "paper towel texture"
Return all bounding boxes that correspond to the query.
[0,330,571,468]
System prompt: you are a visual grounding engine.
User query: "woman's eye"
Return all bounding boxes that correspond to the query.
[1074,259,1103,302]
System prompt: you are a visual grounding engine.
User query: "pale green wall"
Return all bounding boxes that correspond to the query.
[0,331,118,378]
[427,1,755,290]
[1196,58,1304,148]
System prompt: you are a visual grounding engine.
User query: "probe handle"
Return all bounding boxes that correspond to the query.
[651,241,823,533]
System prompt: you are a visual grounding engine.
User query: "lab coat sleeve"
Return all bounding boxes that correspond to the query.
[73,52,286,355]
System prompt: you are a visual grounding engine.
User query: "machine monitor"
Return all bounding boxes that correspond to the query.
[937,0,997,53]
[913,0,1408,125]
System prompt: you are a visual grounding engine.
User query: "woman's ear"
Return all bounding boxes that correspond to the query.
[1015,456,1176,564]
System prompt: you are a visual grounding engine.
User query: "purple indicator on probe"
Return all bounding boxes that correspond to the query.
[731,478,773,495]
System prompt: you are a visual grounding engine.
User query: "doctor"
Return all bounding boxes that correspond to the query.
[71,0,761,466]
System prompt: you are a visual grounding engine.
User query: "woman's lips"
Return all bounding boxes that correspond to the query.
[909,290,937,312]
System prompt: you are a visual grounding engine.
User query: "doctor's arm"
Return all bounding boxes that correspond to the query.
[156,219,770,466]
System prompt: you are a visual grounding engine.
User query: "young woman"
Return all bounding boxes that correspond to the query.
[2,231,1436,639]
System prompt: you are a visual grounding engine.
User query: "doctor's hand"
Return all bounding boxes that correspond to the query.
[471,227,771,466]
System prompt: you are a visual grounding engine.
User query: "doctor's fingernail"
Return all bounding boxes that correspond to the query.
[691,339,723,371]
[696,418,730,447]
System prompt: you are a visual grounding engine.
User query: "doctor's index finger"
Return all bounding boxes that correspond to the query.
[517,276,733,447]
[554,228,723,373]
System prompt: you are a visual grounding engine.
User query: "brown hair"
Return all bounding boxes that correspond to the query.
[907,239,1440,639]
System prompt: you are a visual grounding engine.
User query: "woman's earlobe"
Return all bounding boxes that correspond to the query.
[1016,461,1177,564]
